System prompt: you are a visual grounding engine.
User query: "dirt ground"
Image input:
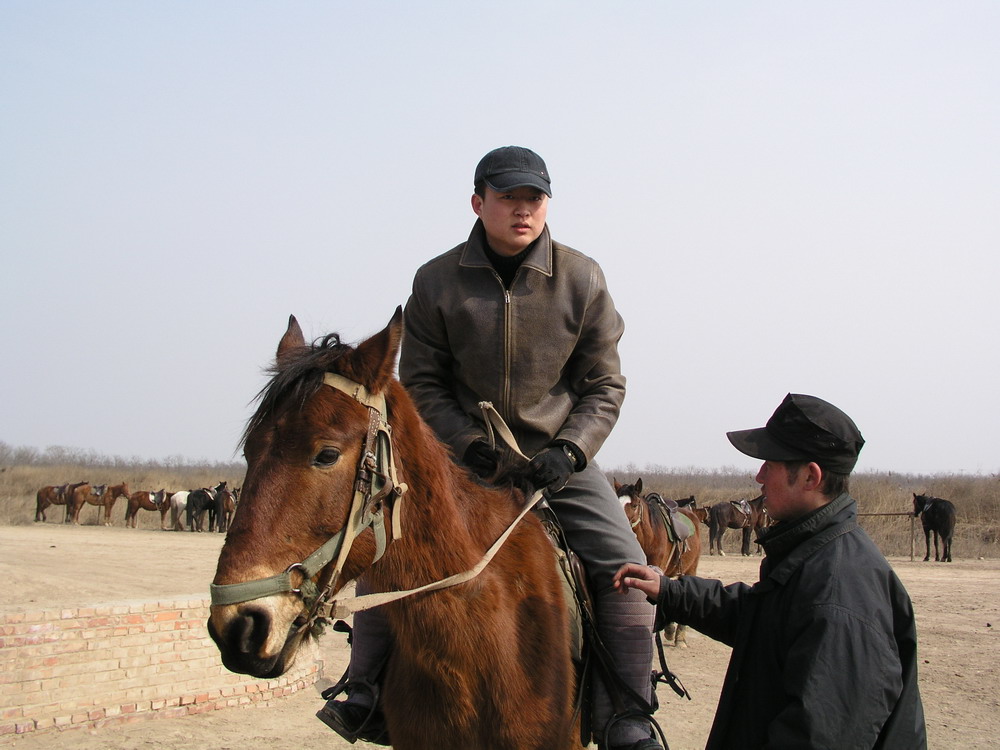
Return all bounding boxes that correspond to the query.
[2,524,998,749]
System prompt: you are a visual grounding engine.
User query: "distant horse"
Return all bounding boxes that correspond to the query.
[207,481,231,532]
[35,483,69,522]
[208,310,580,749]
[101,483,130,525]
[913,493,956,562]
[615,478,701,647]
[125,489,171,529]
[186,486,220,532]
[707,495,767,556]
[170,491,190,531]
[216,486,237,532]
[61,481,90,523]
[66,483,101,525]
[66,482,129,525]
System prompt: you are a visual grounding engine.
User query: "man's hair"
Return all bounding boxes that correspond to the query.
[474,181,486,198]
[785,461,850,498]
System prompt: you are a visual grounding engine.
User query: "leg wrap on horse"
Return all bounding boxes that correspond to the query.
[592,585,657,747]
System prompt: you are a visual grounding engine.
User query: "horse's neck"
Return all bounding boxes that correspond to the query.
[376,455,511,588]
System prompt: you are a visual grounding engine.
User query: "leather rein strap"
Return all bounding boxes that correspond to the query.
[325,400,544,619]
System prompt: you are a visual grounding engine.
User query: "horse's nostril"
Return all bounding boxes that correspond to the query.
[231,609,270,656]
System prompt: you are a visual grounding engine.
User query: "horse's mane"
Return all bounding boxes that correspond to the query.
[241,333,354,448]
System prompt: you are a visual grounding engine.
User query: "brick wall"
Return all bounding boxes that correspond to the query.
[0,597,322,737]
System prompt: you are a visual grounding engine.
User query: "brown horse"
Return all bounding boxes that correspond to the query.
[216,486,237,532]
[60,481,90,523]
[615,478,701,647]
[35,483,70,522]
[66,482,98,525]
[208,311,578,749]
[125,489,171,529]
[707,495,767,556]
[67,482,129,526]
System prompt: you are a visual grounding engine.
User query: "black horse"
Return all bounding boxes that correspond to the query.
[913,493,956,562]
[187,482,229,533]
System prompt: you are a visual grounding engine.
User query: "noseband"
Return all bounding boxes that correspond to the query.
[209,372,407,627]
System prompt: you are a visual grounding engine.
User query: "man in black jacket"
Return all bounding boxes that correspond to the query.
[614,393,927,749]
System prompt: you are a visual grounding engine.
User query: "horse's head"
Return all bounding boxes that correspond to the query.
[913,493,931,516]
[614,478,643,525]
[208,308,404,678]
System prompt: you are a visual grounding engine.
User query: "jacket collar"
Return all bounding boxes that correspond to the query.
[757,493,857,585]
[460,220,554,277]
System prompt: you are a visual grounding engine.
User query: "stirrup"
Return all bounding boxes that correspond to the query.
[601,709,669,750]
[316,677,390,746]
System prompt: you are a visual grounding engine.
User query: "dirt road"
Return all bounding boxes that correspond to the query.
[2,524,997,749]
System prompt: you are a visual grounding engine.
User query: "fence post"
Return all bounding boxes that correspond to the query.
[910,514,914,562]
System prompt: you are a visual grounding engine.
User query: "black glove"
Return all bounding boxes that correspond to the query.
[463,440,501,479]
[527,444,578,494]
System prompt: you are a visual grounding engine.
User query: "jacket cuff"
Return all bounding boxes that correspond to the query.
[555,440,586,471]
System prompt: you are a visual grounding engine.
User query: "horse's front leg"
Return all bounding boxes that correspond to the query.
[923,529,931,561]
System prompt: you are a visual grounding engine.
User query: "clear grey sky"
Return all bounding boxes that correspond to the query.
[2,2,997,476]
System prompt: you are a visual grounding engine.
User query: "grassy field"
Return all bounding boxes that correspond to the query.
[2,441,997,559]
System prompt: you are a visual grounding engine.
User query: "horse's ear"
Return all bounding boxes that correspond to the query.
[635,478,643,494]
[277,315,306,362]
[613,478,621,492]
[352,306,403,393]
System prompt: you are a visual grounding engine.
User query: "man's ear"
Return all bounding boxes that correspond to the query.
[804,462,824,491]
[471,192,484,217]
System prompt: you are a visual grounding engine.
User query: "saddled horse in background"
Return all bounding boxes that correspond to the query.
[208,311,580,749]
[913,493,956,562]
[170,491,190,531]
[35,483,70,522]
[61,481,90,523]
[66,482,129,525]
[216,484,237,532]
[707,495,767,556]
[615,478,701,647]
[186,486,219,532]
[100,483,130,525]
[125,489,171,529]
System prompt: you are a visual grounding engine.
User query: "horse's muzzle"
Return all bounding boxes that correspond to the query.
[208,607,300,678]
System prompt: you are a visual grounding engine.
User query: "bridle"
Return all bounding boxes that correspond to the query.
[209,372,408,631]
[210,388,544,628]
[626,495,642,529]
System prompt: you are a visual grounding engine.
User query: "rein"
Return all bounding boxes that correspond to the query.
[327,401,544,619]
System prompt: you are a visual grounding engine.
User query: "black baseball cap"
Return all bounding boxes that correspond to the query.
[726,393,865,473]
[474,146,552,197]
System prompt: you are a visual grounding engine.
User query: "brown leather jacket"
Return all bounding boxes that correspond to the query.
[399,220,626,464]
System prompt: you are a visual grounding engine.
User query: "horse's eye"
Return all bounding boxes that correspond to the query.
[313,448,341,467]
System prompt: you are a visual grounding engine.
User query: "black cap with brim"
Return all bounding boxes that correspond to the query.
[484,172,552,196]
[474,145,552,197]
[726,427,812,463]
[726,393,865,474]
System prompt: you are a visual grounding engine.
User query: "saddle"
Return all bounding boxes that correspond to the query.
[729,498,753,526]
[647,493,697,546]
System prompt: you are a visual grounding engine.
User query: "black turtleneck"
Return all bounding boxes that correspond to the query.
[484,242,533,289]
